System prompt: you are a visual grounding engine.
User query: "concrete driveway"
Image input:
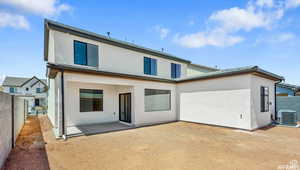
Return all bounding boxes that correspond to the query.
[39,116,300,170]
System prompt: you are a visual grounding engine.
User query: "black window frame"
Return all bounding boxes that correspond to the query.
[260,86,269,112]
[73,40,98,67]
[79,89,103,112]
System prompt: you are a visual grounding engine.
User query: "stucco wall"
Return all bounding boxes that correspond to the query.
[177,75,252,130]
[187,64,216,76]
[13,97,25,142]
[0,92,12,168]
[49,29,188,80]
[250,75,276,129]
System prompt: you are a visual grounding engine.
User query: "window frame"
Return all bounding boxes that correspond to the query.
[144,57,157,76]
[171,63,181,79]
[260,86,269,112]
[144,88,171,112]
[79,89,104,112]
[74,40,98,67]
[9,87,16,93]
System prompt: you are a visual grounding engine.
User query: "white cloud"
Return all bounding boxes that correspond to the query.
[174,29,244,48]
[0,12,29,29]
[255,32,295,44]
[0,0,71,16]
[285,0,300,8]
[188,20,195,26]
[174,0,299,48]
[256,0,274,7]
[154,25,170,40]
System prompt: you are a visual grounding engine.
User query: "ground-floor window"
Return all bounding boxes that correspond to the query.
[35,99,40,106]
[80,89,103,112]
[260,86,269,112]
[144,89,171,112]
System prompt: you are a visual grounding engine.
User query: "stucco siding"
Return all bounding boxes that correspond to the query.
[177,75,252,130]
[51,30,188,80]
[250,75,276,129]
[187,64,216,76]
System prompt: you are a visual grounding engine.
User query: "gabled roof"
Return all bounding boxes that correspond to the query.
[2,76,47,87]
[47,63,284,83]
[44,19,191,64]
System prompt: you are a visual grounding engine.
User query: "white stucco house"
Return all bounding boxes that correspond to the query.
[2,76,48,113]
[44,19,284,138]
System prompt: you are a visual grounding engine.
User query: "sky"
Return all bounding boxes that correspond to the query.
[0,0,299,85]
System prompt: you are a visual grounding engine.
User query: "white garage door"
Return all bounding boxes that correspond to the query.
[179,89,251,130]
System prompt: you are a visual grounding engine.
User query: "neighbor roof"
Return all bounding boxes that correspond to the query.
[44,19,191,64]
[47,63,284,83]
[2,76,47,87]
[277,83,300,91]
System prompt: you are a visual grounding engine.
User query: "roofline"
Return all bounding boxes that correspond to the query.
[277,83,300,91]
[179,66,284,83]
[44,19,191,64]
[47,63,284,83]
[189,63,219,71]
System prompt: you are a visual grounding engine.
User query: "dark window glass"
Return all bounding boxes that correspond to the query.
[144,57,157,75]
[87,44,99,67]
[144,89,171,112]
[35,99,40,106]
[80,89,103,112]
[36,88,41,93]
[261,86,269,112]
[9,87,16,93]
[74,41,87,65]
[74,41,98,67]
[171,63,181,79]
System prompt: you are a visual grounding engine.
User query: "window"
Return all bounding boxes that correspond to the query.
[171,63,181,79]
[261,86,269,112]
[9,87,16,93]
[36,88,41,93]
[74,40,98,67]
[144,89,171,112]
[144,57,157,75]
[26,88,29,91]
[80,89,103,112]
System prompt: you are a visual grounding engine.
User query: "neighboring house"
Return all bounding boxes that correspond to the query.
[2,76,48,113]
[44,19,284,138]
[0,86,3,92]
[276,83,300,96]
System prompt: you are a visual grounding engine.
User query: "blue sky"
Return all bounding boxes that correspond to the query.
[0,0,299,85]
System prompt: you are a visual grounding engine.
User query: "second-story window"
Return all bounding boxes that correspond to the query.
[74,40,98,67]
[36,88,41,93]
[171,63,181,79]
[9,87,16,93]
[144,57,157,75]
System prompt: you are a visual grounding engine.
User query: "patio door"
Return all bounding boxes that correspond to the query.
[119,93,131,123]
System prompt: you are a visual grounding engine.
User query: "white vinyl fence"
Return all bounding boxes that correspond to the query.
[0,92,26,168]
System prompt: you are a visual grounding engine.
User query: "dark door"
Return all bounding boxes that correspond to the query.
[119,93,131,123]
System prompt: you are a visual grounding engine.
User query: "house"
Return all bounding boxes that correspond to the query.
[44,19,284,138]
[2,76,48,113]
[276,83,300,96]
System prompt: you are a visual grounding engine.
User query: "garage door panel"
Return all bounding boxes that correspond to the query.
[180,89,251,130]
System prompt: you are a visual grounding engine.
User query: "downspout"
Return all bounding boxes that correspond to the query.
[11,95,14,148]
[274,80,283,121]
[61,70,67,140]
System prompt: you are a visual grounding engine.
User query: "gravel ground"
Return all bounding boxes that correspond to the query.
[2,116,50,170]
[37,116,300,170]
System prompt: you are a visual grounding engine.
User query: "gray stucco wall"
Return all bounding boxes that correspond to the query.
[277,96,300,121]
[0,92,12,168]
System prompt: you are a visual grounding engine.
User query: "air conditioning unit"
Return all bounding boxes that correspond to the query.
[278,110,297,126]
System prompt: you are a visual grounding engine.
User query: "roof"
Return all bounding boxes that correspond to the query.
[276,83,300,91]
[2,76,47,87]
[189,63,219,71]
[44,19,191,64]
[179,66,284,83]
[47,63,284,83]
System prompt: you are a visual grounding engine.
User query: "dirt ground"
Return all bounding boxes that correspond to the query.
[35,116,300,170]
[2,116,50,170]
